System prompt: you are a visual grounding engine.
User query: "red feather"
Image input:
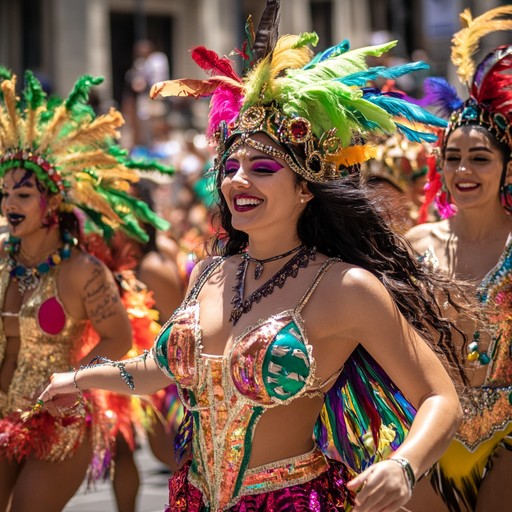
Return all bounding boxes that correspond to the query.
[472,48,512,116]
[190,46,241,82]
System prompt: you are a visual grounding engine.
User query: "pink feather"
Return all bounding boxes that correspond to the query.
[191,46,241,82]
[207,86,244,138]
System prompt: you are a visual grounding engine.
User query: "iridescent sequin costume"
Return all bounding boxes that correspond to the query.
[422,240,512,512]
[154,258,355,511]
[0,261,108,466]
[153,256,418,511]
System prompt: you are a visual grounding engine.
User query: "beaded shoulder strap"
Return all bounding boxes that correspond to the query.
[294,258,340,315]
[182,256,228,306]
[478,234,512,304]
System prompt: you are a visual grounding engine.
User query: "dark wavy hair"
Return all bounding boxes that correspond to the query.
[211,163,469,383]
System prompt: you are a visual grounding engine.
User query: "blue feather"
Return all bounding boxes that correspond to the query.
[340,61,430,87]
[396,122,440,143]
[304,39,350,69]
[364,92,448,127]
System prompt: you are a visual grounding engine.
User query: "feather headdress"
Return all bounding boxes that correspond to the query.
[0,69,173,242]
[361,130,431,193]
[151,1,446,183]
[417,5,512,220]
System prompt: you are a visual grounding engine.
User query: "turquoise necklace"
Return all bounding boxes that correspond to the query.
[467,330,490,365]
[5,232,75,294]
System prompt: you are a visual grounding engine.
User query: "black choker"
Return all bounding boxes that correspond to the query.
[230,245,316,325]
[244,244,303,279]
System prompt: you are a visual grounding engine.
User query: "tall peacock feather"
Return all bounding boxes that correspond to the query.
[151,1,446,183]
[0,69,173,242]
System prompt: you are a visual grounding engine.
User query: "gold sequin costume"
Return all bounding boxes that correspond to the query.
[420,242,512,511]
[153,258,351,511]
[0,260,105,463]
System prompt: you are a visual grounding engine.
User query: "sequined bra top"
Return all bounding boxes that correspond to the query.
[153,257,340,510]
[0,262,87,415]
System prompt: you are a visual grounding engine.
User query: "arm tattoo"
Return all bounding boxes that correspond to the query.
[83,259,120,324]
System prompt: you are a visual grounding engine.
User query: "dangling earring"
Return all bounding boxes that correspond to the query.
[42,208,59,228]
[436,173,456,219]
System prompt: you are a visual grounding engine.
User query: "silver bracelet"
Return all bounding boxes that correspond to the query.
[389,456,416,495]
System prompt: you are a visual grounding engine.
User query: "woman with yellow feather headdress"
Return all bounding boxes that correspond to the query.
[406,6,512,512]
[36,2,469,511]
[0,68,171,510]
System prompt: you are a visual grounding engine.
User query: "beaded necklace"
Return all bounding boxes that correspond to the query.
[244,244,302,279]
[5,232,75,294]
[230,245,316,325]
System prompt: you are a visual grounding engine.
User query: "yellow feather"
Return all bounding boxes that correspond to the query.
[451,6,512,84]
[269,35,314,81]
[1,78,20,148]
[38,104,70,153]
[0,106,14,148]
[330,145,378,167]
[244,35,313,105]
[70,180,122,223]
[51,109,124,155]
[59,149,120,167]
[23,106,43,147]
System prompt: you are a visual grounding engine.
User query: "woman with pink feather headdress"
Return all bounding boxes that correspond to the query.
[37,2,468,510]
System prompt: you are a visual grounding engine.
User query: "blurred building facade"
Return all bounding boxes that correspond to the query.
[0,0,510,111]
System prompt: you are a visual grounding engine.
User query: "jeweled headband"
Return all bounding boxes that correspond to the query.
[216,104,355,182]
[151,1,446,184]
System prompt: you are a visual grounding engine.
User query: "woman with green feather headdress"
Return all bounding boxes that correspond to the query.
[0,67,173,510]
[36,2,469,511]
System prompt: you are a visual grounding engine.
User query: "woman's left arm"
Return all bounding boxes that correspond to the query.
[334,268,461,512]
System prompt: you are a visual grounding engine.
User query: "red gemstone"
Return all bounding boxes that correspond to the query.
[291,120,308,139]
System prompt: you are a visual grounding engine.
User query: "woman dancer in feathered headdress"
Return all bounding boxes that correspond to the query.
[0,69,171,510]
[406,6,512,512]
[37,2,468,510]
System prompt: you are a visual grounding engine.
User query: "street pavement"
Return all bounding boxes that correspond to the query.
[64,441,170,512]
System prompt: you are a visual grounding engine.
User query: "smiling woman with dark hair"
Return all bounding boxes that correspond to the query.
[37,3,468,511]
[406,6,512,512]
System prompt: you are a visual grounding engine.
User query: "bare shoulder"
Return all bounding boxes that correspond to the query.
[313,261,391,323]
[186,255,221,290]
[405,220,446,254]
[63,249,113,289]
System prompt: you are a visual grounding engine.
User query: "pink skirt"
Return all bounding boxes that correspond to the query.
[166,457,355,512]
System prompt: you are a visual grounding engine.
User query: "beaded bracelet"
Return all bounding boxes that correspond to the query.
[389,456,416,496]
[73,368,81,391]
[81,352,151,391]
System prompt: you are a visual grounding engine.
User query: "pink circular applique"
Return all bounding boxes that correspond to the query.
[38,297,66,335]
